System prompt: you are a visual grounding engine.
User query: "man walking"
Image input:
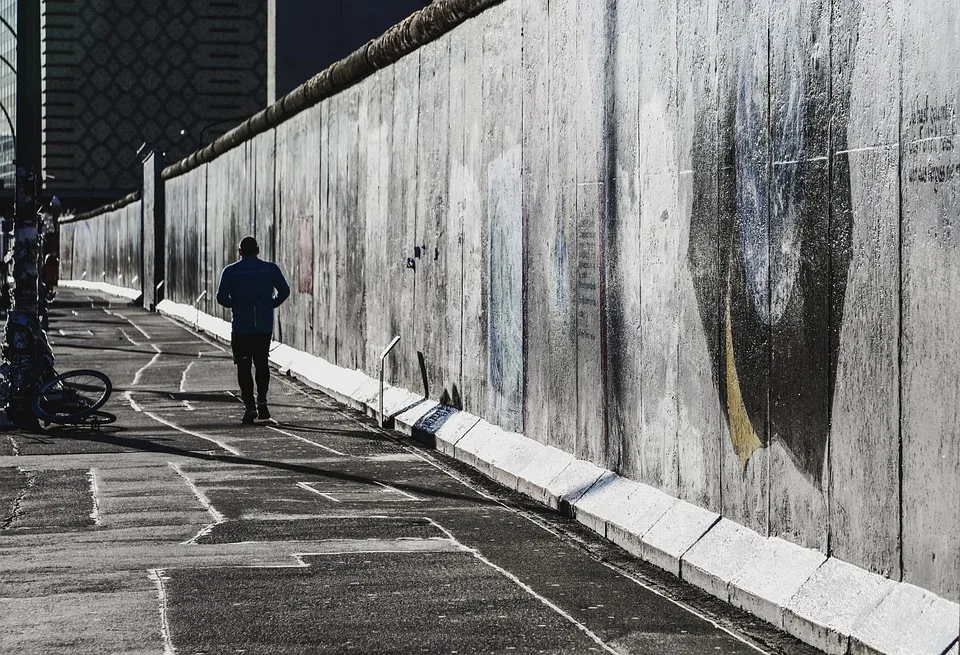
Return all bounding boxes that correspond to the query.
[216,236,290,424]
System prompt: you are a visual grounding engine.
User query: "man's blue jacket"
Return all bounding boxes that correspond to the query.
[216,255,290,334]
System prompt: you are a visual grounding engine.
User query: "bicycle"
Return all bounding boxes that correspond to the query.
[32,368,115,429]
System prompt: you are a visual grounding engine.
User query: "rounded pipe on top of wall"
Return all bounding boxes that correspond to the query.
[160,0,506,182]
[62,190,141,224]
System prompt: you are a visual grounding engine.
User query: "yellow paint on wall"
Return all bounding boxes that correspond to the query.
[726,293,763,472]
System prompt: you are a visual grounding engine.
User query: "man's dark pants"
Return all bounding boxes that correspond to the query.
[231,332,271,408]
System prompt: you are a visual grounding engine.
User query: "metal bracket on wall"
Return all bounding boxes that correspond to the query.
[379,335,401,428]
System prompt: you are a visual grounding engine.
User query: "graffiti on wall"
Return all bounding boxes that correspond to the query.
[689,4,853,483]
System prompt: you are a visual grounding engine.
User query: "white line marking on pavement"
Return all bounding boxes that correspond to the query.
[124,391,142,412]
[426,519,620,654]
[132,350,162,388]
[266,425,350,457]
[87,469,101,525]
[147,569,176,655]
[179,360,195,393]
[106,309,152,340]
[296,481,341,502]
[119,328,140,347]
[171,462,226,545]
[376,481,420,501]
[147,411,242,456]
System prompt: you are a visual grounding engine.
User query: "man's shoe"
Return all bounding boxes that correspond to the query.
[242,407,257,424]
[257,402,271,420]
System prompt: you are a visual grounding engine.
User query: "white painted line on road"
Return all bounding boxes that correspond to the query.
[106,309,152,340]
[148,412,242,456]
[266,424,350,457]
[376,481,420,501]
[296,481,341,502]
[132,350,162,387]
[426,518,620,655]
[147,569,176,655]
[119,328,140,347]
[180,360,195,393]
[171,462,226,545]
[124,391,142,412]
[87,469,101,526]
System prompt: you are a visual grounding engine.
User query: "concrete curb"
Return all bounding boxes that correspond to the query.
[131,295,960,655]
[60,279,143,302]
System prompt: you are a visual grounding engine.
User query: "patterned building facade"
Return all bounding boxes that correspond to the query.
[1,1,425,207]
[0,0,15,188]
[39,0,268,202]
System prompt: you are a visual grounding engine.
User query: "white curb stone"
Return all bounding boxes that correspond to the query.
[62,279,142,301]
[637,501,719,576]
[848,583,959,655]
[514,446,577,507]
[541,459,607,511]
[783,557,896,655]
[455,421,508,473]
[606,484,678,557]
[484,433,551,491]
[268,343,300,372]
[379,387,423,418]
[680,517,765,602]
[432,410,482,457]
[728,537,826,628]
[573,473,643,539]
[393,399,441,437]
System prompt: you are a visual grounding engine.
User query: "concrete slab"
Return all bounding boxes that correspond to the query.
[62,279,142,301]
[268,343,302,373]
[680,517,766,602]
[514,446,577,507]
[848,582,959,655]
[483,433,552,491]
[433,410,482,457]
[454,420,509,473]
[638,501,720,576]
[783,557,896,655]
[379,387,424,418]
[606,485,678,558]
[728,537,827,628]
[572,473,643,538]
[196,313,230,340]
[393,399,441,437]
[542,459,608,512]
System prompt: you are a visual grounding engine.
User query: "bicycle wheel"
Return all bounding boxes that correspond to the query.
[68,410,117,429]
[33,369,112,422]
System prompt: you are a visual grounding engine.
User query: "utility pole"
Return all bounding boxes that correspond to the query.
[0,0,52,427]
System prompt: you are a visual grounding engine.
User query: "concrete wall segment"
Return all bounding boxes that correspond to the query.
[899,0,960,601]
[67,0,960,642]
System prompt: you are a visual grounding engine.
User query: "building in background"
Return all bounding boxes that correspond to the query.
[0,0,426,213]
[40,0,268,211]
[0,0,15,189]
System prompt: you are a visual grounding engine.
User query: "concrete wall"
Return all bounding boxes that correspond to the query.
[66,0,959,604]
[60,197,142,290]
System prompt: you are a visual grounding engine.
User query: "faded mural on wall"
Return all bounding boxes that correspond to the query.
[689,0,853,484]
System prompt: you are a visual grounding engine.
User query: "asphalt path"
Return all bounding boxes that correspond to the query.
[0,290,822,654]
